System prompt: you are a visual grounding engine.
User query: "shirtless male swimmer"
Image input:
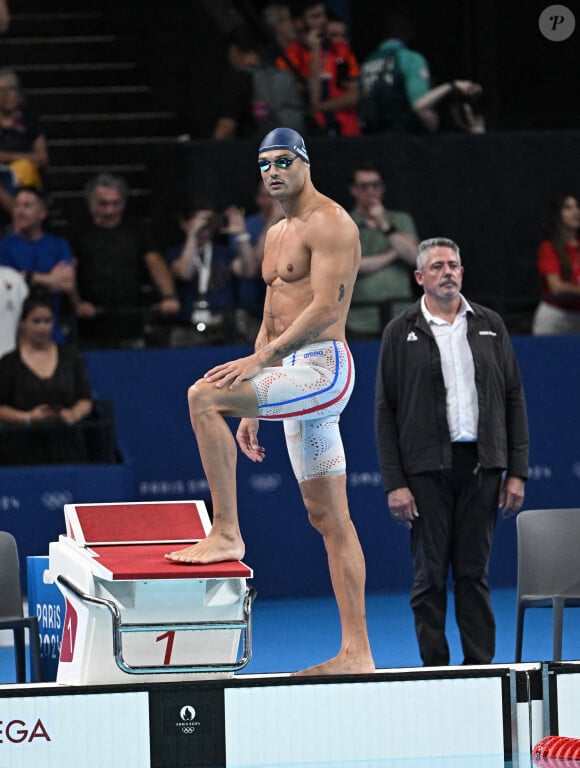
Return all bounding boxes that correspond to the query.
[166,127,375,676]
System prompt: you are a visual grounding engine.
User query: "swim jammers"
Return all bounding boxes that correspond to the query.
[250,340,355,483]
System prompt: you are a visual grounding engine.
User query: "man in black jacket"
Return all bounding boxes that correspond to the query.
[375,237,529,666]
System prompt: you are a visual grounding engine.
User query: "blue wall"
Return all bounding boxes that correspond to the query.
[3,337,580,599]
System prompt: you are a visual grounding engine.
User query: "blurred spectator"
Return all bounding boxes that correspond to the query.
[0,186,75,343]
[164,200,237,345]
[532,191,580,335]
[262,2,297,59]
[0,264,28,356]
[359,10,484,135]
[0,0,10,34]
[326,11,349,45]
[414,79,485,135]
[0,294,93,465]
[70,173,179,348]
[213,24,305,139]
[277,1,360,137]
[0,67,49,232]
[0,68,49,187]
[347,162,419,338]
[230,180,283,342]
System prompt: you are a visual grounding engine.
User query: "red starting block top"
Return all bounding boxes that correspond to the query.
[90,544,253,580]
[65,501,211,545]
[61,501,252,581]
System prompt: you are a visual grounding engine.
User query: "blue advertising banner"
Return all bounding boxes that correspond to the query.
[1,462,134,593]
[26,556,64,682]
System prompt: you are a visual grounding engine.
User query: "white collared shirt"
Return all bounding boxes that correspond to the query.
[421,294,478,441]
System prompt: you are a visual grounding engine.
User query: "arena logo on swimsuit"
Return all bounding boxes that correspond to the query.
[303,350,324,358]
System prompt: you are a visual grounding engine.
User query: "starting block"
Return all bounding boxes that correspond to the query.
[46,500,255,685]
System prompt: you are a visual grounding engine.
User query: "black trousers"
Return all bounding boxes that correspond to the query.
[407,443,502,666]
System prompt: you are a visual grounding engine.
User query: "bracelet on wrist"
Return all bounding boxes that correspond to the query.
[162,294,178,300]
[24,412,31,427]
[236,232,251,243]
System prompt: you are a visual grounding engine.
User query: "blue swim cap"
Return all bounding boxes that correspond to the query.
[258,127,310,164]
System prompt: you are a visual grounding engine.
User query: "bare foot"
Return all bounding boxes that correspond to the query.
[292,651,376,677]
[164,532,245,564]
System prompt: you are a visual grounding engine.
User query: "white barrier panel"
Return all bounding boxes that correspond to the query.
[0,664,556,767]
[225,676,506,766]
[0,692,150,768]
[557,674,580,735]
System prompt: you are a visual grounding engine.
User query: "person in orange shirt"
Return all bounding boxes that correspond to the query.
[277,2,360,137]
[532,191,580,335]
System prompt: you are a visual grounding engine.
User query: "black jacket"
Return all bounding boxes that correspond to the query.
[375,299,529,492]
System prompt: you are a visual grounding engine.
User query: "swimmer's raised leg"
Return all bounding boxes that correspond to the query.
[165,376,259,564]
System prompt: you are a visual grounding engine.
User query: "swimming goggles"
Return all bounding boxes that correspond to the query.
[258,156,296,171]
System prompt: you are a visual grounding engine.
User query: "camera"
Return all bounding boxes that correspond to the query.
[191,300,212,330]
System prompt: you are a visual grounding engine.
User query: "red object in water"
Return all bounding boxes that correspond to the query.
[534,736,580,763]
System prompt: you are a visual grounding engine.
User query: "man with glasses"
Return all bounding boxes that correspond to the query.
[166,127,375,678]
[70,173,179,347]
[347,161,419,339]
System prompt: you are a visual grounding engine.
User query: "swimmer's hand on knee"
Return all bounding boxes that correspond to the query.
[237,418,266,462]
[204,354,264,389]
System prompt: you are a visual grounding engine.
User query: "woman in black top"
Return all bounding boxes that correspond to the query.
[0,294,93,464]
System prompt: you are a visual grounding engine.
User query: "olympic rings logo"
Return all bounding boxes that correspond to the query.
[349,471,382,487]
[249,473,282,492]
[40,490,73,510]
[0,496,20,511]
[181,726,197,734]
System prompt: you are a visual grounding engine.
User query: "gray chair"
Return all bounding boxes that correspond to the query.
[515,508,580,662]
[0,531,43,682]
